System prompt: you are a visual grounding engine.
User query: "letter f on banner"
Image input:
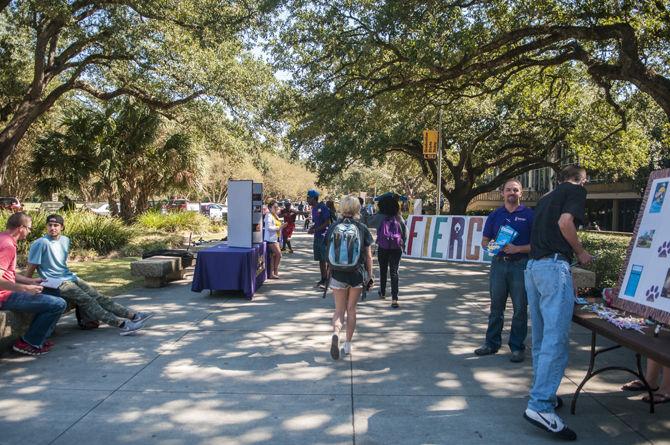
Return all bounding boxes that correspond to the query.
[406,216,423,255]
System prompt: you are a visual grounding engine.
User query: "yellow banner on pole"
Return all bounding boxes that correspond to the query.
[422,129,438,159]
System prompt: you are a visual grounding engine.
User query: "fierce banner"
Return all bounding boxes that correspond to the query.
[404,215,492,263]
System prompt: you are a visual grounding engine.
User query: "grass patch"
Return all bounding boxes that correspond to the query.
[68,257,143,296]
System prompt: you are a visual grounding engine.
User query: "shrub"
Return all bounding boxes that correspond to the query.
[579,231,632,289]
[135,210,212,232]
[0,210,132,256]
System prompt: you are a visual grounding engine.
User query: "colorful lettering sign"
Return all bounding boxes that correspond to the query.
[404,215,489,263]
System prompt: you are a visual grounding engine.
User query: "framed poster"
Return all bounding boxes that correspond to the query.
[614,168,670,323]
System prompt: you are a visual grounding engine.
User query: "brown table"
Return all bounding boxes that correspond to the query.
[571,305,670,414]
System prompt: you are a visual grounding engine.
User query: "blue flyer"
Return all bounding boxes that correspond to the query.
[650,181,668,213]
[624,264,643,297]
[487,225,518,255]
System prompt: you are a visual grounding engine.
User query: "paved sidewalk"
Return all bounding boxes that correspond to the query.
[0,232,668,444]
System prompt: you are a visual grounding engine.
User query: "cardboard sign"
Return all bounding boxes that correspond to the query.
[404,215,492,263]
[614,169,670,323]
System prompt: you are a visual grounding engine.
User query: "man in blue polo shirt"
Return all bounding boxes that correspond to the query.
[475,178,533,363]
[306,189,331,288]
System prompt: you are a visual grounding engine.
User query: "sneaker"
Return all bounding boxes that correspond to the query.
[378,290,386,299]
[330,334,340,360]
[474,345,498,356]
[119,319,145,336]
[391,299,399,309]
[41,340,55,352]
[523,408,577,441]
[510,349,525,362]
[342,341,351,356]
[12,339,45,356]
[132,311,155,323]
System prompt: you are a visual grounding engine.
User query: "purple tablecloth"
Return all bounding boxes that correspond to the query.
[191,243,266,298]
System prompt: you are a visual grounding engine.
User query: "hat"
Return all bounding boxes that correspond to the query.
[46,214,65,226]
[307,189,320,198]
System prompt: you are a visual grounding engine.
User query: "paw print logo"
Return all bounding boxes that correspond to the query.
[646,285,660,302]
[659,241,670,257]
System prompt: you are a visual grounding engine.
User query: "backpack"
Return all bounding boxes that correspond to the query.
[326,218,363,272]
[377,216,403,250]
[75,306,100,330]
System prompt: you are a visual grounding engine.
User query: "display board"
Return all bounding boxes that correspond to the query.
[252,182,263,244]
[227,180,253,248]
[404,215,492,263]
[614,168,670,324]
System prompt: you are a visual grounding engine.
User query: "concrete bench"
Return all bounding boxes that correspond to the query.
[130,255,184,288]
[571,266,596,288]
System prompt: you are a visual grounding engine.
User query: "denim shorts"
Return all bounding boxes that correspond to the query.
[330,277,363,289]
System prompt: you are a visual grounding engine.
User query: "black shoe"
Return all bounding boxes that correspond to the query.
[330,334,340,360]
[524,408,576,441]
[378,290,386,299]
[474,345,498,356]
[391,299,399,309]
[510,349,525,363]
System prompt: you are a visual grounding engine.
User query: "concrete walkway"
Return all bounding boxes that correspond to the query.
[0,231,668,445]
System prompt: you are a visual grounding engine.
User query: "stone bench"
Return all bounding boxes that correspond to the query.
[130,255,184,288]
[1,299,76,354]
[571,266,596,288]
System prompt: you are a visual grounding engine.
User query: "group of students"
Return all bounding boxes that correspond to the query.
[0,213,153,356]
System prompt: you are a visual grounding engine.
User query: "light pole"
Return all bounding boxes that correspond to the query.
[436,109,443,215]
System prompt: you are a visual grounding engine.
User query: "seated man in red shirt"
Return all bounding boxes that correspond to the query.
[0,212,67,356]
[279,201,297,253]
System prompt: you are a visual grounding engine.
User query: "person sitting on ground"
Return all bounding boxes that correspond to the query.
[279,201,297,253]
[25,214,151,336]
[622,358,670,404]
[325,195,373,360]
[264,200,287,279]
[0,212,67,356]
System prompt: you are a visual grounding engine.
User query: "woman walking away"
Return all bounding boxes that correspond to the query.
[326,195,373,359]
[264,200,287,279]
[368,195,406,308]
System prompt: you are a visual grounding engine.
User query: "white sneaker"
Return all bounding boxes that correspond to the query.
[523,408,576,441]
[342,341,351,356]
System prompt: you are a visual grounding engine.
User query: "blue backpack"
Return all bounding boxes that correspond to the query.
[327,218,362,272]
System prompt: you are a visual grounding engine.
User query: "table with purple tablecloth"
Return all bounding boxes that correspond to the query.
[191,242,266,298]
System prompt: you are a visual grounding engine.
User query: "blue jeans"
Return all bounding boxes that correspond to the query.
[524,257,575,413]
[484,257,528,352]
[1,292,67,347]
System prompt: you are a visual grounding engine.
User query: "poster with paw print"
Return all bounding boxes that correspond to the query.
[615,169,670,323]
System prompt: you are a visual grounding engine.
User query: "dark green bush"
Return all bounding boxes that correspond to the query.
[579,231,632,288]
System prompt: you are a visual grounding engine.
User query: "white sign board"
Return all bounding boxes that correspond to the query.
[227,180,253,248]
[615,169,670,323]
[404,215,492,263]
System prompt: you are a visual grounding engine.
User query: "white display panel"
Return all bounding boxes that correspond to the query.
[227,180,253,248]
[615,170,670,323]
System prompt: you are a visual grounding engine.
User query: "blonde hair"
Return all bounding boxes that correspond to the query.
[339,195,360,217]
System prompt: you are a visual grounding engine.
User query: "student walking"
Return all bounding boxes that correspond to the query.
[368,196,406,308]
[325,195,373,359]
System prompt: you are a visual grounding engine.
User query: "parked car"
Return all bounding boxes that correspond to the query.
[163,198,189,212]
[90,203,119,216]
[200,203,227,220]
[0,197,22,212]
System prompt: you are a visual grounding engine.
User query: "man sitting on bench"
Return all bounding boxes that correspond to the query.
[25,214,152,335]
